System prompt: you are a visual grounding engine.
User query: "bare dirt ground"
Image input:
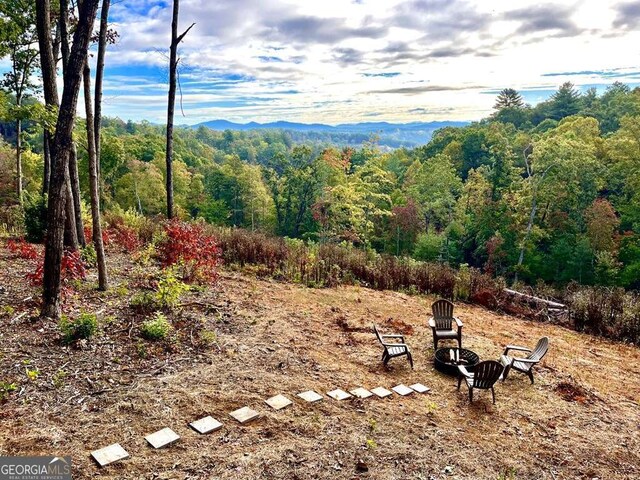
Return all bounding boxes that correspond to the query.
[0,249,639,480]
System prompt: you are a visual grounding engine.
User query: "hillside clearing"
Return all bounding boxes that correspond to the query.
[0,251,638,479]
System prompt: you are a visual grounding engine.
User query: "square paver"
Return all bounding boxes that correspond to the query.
[265,394,293,410]
[189,416,223,434]
[297,390,323,403]
[392,384,414,396]
[327,389,352,400]
[229,406,260,424]
[145,427,180,449]
[409,383,430,394]
[371,386,393,398]
[91,443,129,467]
[350,387,373,399]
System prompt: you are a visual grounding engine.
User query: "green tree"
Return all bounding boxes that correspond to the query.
[549,82,581,120]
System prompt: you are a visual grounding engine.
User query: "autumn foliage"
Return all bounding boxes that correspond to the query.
[27,250,87,292]
[6,238,38,260]
[157,220,220,284]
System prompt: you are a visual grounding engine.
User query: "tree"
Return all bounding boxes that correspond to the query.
[83,52,108,290]
[494,88,524,110]
[40,0,100,318]
[0,0,39,203]
[549,82,581,120]
[165,0,194,218]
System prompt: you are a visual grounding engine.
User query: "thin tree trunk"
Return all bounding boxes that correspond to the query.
[83,60,108,290]
[64,180,78,250]
[165,0,194,219]
[35,0,59,107]
[94,0,111,200]
[42,0,100,319]
[60,0,85,247]
[16,117,22,203]
[69,144,85,246]
[43,131,51,195]
[514,196,536,285]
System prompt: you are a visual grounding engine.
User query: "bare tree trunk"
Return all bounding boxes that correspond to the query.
[42,0,100,319]
[165,0,194,219]
[60,0,85,247]
[94,0,110,200]
[83,60,108,290]
[16,117,22,203]
[64,179,78,250]
[43,131,51,195]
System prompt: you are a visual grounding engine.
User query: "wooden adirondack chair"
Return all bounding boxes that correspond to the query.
[500,337,549,384]
[373,324,413,369]
[428,299,463,350]
[457,360,504,404]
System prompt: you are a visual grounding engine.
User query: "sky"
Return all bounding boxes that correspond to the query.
[24,0,640,124]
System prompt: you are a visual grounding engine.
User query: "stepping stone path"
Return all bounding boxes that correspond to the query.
[327,389,352,400]
[265,394,293,410]
[350,387,373,399]
[371,386,393,398]
[410,383,430,393]
[189,416,223,434]
[91,443,129,467]
[145,428,180,449]
[297,390,323,403]
[392,384,414,396]
[229,406,260,424]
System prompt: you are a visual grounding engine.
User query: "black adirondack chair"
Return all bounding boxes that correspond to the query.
[457,360,504,404]
[428,299,463,350]
[500,337,549,384]
[373,324,413,369]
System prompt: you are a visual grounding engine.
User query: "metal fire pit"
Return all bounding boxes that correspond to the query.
[434,348,480,376]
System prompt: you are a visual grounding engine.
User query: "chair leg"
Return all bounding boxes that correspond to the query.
[491,387,496,404]
[528,370,535,384]
[433,336,438,350]
[502,364,511,381]
[468,387,473,403]
[457,334,462,349]
[407,352,414,369]
[457,375,462,390]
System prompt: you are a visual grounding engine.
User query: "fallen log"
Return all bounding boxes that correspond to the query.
[504,288,567,310]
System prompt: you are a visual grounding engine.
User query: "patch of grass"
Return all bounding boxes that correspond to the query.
[59,312,98,344]
[25,367,39,381]
[0,381,17,402]
[52,369,67,389]
[155,267,190,309]
[199,329,217,346]
[365,439,377,450]
[136,340,148,358]
[1,305,15,317]
[141,312,172,341]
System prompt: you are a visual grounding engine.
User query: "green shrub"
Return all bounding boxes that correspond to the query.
[59,312,98,343]
[141,312,172,341]
[130,291,156,311]
[0,381,17,402]
[413,232,444,262]
[81,244,98,267]
[23,193,47,243]
[155,267,190,309]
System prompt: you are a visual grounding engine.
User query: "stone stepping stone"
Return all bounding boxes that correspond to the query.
[297,390,323,403]
[229,406,260,424]
[371,386,393,398]
[265,394,293,410]
[145,427,180,449]
[327,389,352,401]
[392,384,414,396]
[91,443,129,467]
[409,383,430,394]
[350,387,373,399]
[189,416,223,434]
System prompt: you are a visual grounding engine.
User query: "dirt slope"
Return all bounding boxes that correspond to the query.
[0,251,638,479]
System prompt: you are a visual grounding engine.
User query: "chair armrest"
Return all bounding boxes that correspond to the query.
[428,318,435,328]
[382,342,409,349]
[454,317,463,328]
[457,365,473,378]
[503,345,532,355]
[511,357,538,364]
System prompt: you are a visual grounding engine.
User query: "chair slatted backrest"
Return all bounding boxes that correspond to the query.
[432,299,454,329]
[473,361,504,389]
[373,325,384,345]
[529,337,549,362]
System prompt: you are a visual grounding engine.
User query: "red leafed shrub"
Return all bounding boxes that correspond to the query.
[27,250,87,292]
[110,225,141,251]
[7,238,38,260]
[84,226,112,246]
[157,220,220,284]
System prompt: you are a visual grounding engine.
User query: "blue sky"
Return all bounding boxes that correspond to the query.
[5,0,640,124]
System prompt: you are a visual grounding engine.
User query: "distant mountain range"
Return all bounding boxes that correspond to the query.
[193,119,470,148]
